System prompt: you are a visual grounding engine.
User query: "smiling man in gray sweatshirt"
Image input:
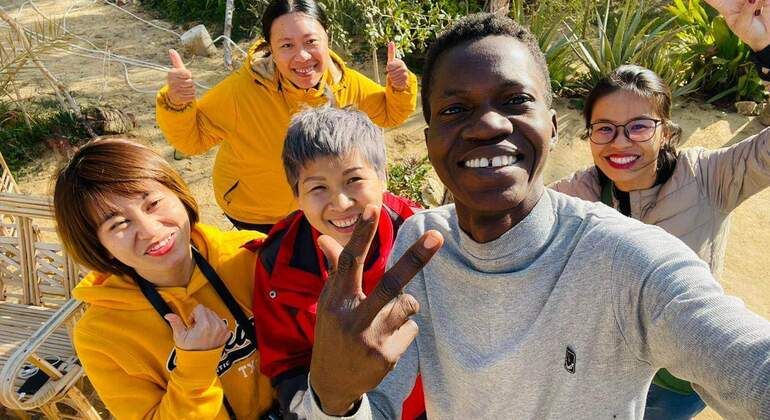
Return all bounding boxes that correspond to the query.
[295,3,770,420]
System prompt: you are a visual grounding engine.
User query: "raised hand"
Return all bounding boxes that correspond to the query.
[386,41,410,91]
[166,49,196,106]
[309,205,443,415]
[705,0,770,51]
[164,304,230,351]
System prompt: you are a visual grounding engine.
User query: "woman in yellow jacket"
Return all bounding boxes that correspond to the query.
[54,138,275,419]
[156,0,418,232]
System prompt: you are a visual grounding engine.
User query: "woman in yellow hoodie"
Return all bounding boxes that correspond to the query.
[156,0,418,232]
[54,138,275,419]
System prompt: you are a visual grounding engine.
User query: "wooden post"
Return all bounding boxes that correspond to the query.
[223,0,235,71]
[485,0,510,15]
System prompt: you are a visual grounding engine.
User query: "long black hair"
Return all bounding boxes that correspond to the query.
[261,0,328,43]
[584,65,680,184]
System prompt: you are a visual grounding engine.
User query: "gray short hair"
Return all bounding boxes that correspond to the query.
[283,106,387,196]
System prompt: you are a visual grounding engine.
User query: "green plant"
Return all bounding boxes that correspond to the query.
[0,99,89,174]
[510,0,575,95]
[143,0,266,40]
[667,0,765,103]
[564,0,698,97]
[387,156,431,207]
[359,0,480,55]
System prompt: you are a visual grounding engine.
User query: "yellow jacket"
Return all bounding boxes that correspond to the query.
[156,40,418,224]
[72,224,273,419]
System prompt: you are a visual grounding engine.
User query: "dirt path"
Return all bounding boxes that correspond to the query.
[2,1,769,419]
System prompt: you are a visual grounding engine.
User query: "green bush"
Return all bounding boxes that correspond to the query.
[387,156,431,207]
[0,100,89,174]
[359,0,481,55]
[141,0,265,40]
[667,0,765,103]
[511,0,576,95]
[564,0,698,98]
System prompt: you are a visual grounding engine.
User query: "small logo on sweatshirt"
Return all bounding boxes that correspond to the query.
[166,316,256,377]
[564,346,576,374]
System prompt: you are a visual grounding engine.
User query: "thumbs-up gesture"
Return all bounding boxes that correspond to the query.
[705,0,770,51]
[308,205,443,415]
[386,41,410,91]
[164,304,230,351]
[166,49,196,106]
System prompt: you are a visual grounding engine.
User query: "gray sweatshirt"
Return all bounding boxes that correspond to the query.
[303,189,770,419]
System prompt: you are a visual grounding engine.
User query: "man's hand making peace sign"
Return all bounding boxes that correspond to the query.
[308,205,444,415]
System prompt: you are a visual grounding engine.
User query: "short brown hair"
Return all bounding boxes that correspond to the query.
[54,138,199,276]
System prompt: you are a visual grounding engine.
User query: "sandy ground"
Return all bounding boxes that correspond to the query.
[1,1,769,419]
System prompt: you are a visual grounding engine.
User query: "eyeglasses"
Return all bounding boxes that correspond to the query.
[588,118,662,145]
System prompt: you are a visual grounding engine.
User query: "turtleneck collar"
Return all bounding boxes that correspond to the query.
[455,191,557,273]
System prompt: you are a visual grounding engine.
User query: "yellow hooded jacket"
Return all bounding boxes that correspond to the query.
[156,40,418,225]
[72,224,273,419]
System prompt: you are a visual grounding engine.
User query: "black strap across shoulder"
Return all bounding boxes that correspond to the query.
[191,247,257,346]
[133,246,256,420]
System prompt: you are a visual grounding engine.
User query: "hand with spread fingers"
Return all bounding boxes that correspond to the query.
[386,41,410,91]
[164,304,231,351]
[705,0,770,51]
[308,205,443,415]
[166,49,196,107]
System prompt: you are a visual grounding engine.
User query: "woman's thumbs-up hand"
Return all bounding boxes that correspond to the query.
[166,49,196,106]
[386,41,410,91]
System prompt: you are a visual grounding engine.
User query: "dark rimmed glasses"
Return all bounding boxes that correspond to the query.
[588,118,662,145]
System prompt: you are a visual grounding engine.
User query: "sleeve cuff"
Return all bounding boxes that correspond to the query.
[157,85,194,112]
[387,71,418,95]
[171,346,223,387]
[304,374,372,420]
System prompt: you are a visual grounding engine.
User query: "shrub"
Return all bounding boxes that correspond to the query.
[667,0,765,103]
[141,0,265,40]
[563,0,699,98]
[0,99,89,174]
[510,0,575,95]
[387,156,431,207]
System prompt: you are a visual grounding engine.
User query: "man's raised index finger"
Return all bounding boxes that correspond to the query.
[359,230,443,319]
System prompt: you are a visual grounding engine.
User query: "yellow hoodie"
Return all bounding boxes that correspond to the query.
[156,40,418,225]
[72,224,273,419]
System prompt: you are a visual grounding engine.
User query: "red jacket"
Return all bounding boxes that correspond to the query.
[252,192,425,419]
